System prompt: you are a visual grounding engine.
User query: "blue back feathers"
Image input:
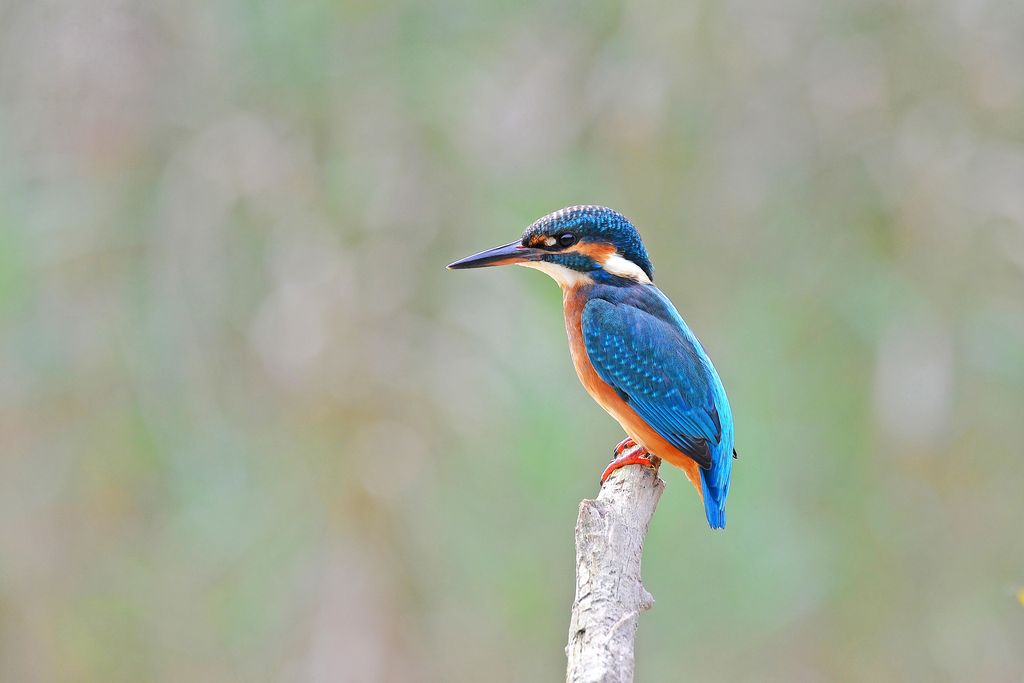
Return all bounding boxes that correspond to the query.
[579,280,734,529]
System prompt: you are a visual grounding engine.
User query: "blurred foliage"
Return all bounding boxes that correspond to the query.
[1,0,1023,681]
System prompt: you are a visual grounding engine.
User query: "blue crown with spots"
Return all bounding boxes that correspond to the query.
[523,205,655,281]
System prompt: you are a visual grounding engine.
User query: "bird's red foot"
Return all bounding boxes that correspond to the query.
[613,436,637,457]
[601,445,660,484]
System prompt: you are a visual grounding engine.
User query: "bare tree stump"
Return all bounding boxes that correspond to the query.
[565,453,665,683]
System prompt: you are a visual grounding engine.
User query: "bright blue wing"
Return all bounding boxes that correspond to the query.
[582,298,721,469]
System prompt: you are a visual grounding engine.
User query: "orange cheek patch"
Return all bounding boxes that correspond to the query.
[573,242,616,261]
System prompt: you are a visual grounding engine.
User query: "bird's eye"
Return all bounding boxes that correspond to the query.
[558,233,577,248]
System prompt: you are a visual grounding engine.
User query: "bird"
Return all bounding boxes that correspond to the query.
[447,205,735,529]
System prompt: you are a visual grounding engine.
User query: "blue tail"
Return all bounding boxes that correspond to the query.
[700,469,727,529]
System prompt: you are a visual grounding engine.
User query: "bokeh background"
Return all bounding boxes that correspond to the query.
[2,0,1023,681]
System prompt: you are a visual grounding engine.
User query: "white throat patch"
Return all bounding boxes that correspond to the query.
[517,260,590,288]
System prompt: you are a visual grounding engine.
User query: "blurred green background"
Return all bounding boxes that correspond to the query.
[2,0,1023,681]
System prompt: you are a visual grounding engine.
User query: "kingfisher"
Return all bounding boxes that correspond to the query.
[448,205,735,529]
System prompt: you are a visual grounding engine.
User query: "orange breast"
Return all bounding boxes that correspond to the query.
[562,289,703,496]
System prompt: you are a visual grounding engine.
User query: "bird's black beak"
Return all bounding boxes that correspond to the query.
[446,240,544,270]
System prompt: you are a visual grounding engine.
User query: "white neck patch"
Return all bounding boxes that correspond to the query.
[602,253,652,284]
[517,260,590,288]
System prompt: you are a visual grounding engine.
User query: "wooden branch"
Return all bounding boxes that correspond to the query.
[565,453,665,683]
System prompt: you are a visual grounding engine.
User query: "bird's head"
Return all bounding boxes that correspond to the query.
[447,205,654,288]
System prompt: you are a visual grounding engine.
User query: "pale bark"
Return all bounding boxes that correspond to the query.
[565,453,665,683]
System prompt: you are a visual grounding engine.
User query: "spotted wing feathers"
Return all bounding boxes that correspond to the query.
[582,298,721,469]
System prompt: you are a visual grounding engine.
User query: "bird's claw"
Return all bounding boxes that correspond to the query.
[613,436,637,457]
[601,443,660,485]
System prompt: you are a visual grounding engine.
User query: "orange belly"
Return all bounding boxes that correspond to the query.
[563,289,703,497]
